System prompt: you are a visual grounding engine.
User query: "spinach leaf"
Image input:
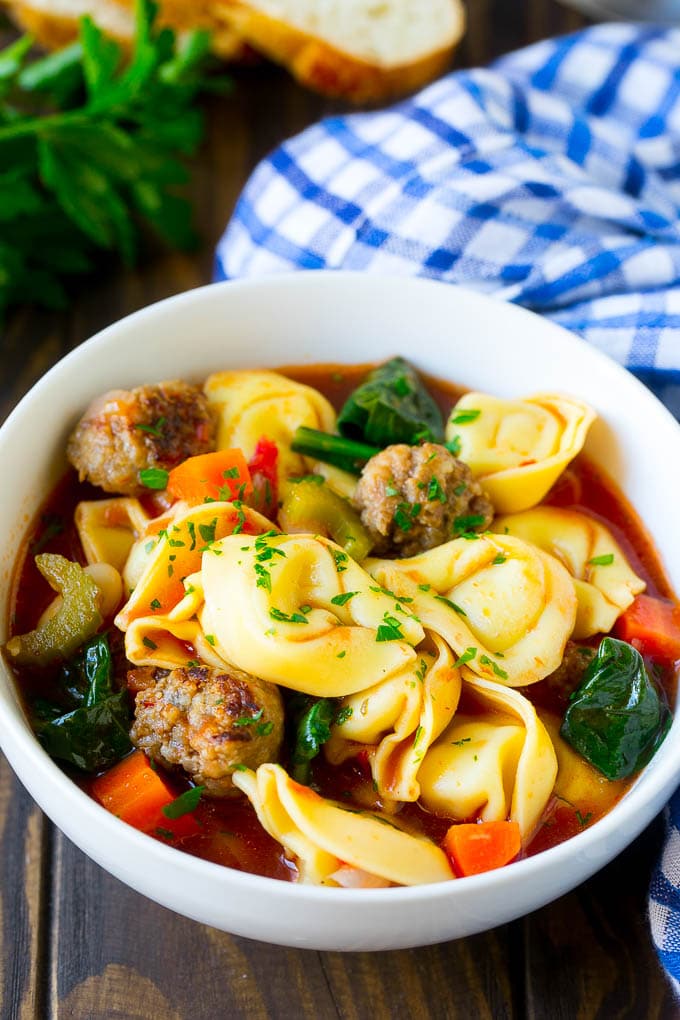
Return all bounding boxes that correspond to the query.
[291,697,335,784]
[560,636,670,780]
[337,357,444,447]
[33,633,132,772]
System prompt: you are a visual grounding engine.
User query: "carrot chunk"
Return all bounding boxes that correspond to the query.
[167,450,252,506]
[443,821,521,877]
[614,594,680,664]
[91,749,200,840]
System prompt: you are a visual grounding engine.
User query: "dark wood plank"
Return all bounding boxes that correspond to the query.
[0,757,49,1020]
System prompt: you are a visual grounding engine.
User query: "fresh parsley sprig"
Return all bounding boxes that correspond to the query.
[0,0,226,319]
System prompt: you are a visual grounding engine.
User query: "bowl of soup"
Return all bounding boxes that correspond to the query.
[1,271,679,950]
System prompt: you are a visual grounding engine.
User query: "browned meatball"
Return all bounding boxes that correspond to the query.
[128,664,284,796]
[67,380,216,495]
[353,442,494,557]
[539,641,596,711]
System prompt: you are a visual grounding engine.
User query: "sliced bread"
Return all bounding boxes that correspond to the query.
[2,0,246,59]
[215,0,466,102]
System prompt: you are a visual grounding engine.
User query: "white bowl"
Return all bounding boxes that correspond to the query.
[1,272,679,951]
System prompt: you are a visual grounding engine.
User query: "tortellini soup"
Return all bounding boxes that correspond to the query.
[4,359,675,888]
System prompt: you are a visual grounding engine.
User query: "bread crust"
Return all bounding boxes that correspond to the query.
[217,0,466,103]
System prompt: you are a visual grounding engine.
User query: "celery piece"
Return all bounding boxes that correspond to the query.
[280,479,372,562]
[6,554,102,668]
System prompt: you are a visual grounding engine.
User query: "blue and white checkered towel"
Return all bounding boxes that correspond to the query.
[215,23,680,984]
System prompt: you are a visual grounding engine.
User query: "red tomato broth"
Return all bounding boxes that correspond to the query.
[6,362,678,881]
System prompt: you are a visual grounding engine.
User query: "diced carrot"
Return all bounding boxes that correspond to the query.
[247,437,279,519]
[443,821,521,877]
[614,594,680,664]
[167,450,253,506]
[91,749,200,841]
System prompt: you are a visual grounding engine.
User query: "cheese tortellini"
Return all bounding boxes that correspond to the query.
[446,392,595,513]
[325,634,461,803]
[204,370,336,489]
[200,533,424,697]
[418,674,558,843]
[493,507,645,638]
[233,763,454,886]
[368,534,577,687]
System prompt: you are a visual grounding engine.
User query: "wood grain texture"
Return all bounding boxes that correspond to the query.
[1,1,677,1017]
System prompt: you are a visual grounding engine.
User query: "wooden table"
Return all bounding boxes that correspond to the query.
[2,2,677,1016]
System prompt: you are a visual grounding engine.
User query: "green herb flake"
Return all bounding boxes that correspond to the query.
[269,607,310,625]
[446,436,462,457]
[418,583,432,592]
[149,598,161,610]
[427,477,447,503]
[435,594,467,616]
[154,826,176,840]
[332,550,349,573]
[394,501,421,532]
[135,417,166,438]
[453,514,487,535]
[450,409,481,425]
[233,708,264,728]
[492,554,507,565]
[139,467,169,490]
[588,554,615,567]
[336,650,347,659]
[331,591,359,607]
[454,647,477,667]
[334,706,353,725]
[451,737,472,747]
[576,809,593,827]
[376,612,405,643]
[204,634,216,646]
[162,785,205,820]
[142,636,158,650]
[479,654,508,680]
[257,720,274,737]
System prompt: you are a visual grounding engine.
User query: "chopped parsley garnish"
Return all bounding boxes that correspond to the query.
[453,514,487,535]
[186,521,196,551]
[435,594,466,616]
[233,708,264,728]
[454,647,477,667]
[446,436,462,457]
[394,501,421,532]
[492,554,507,565]
[254,562,272,592]
[269,607,310,625]
[427,477,447,503]
[232,501,246,535]
[150,598,161,610]
[451,737,472,746]
[289,473,325,485]
[222,466,241,479]
[376,612,405,642]
[162,785,205,819]
[331,591,359,606]
[588,554,614,566]
[257,720,275,736]
[154,827,176,840]
[450,409,481,425]
[198,519,217,545]
[479,654,508,680]
[139,467,169,490]
[204,634,216,646]
[418,583,432,592]
[336,651,347,659]
[134,417,166,437]
[142,636,158,650]
[453,482,467,497]
[576,810,593,827]
[334,706,353,725]
[332,550,349,573]
[415,659,428,682]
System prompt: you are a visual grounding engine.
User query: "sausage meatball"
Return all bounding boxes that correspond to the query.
[353,442,494,557]
[67,380,216,495]
[128,663,284,796]
[540,641,596,711]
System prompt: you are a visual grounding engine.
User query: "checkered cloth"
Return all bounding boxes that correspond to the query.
[214,24,680,984]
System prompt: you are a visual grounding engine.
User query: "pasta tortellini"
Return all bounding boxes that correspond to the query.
[418,674,558,843]
[368,534,577,687]
[492,507,645,638]
[204,370,336,489]
[75,497,150,573]
[233,763,454,886]
[200,533,424,697]
[325,634,461,803]
[446,392,595,513]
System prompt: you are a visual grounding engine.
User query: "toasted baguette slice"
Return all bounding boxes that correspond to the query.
[3,0,246,60]
[214,0,466,102]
